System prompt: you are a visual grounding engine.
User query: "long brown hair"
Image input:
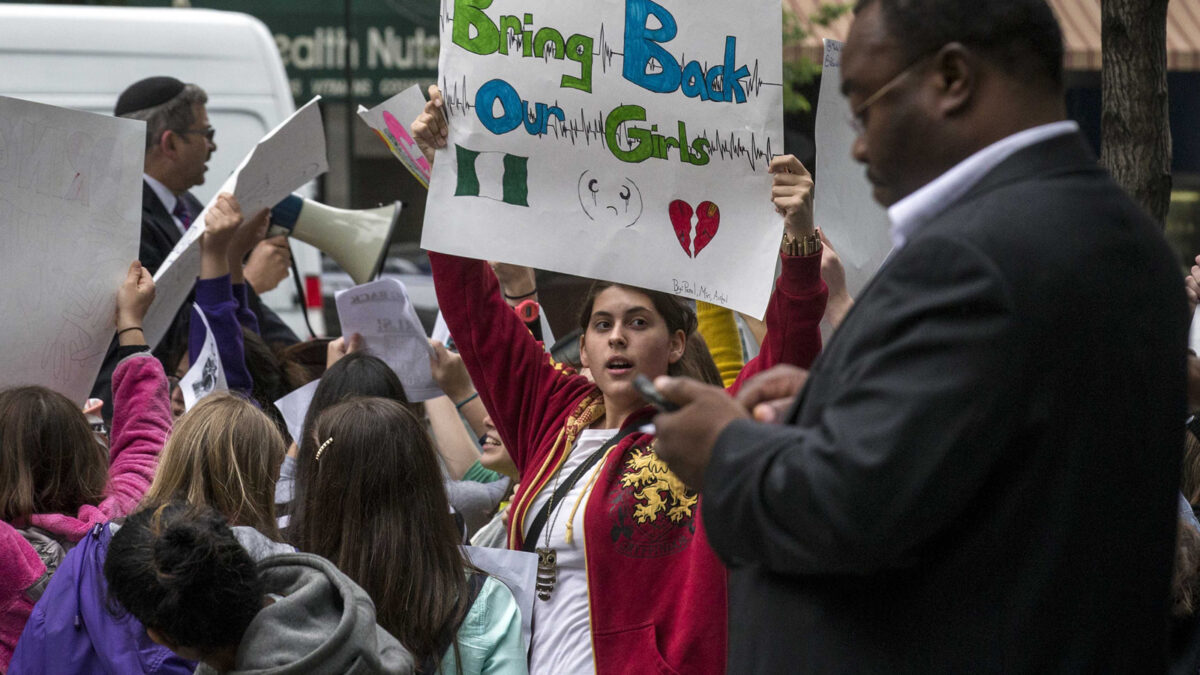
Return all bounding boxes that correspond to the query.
[143,393,284,539]
[0,386,108,522]
[291,397,471,667]
[577,281,714,379]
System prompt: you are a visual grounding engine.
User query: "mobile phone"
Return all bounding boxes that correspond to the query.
[634,374,679,412]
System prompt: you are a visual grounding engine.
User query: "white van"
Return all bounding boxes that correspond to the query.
[0,3,322,338]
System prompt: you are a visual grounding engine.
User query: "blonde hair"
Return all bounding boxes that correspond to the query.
[144,393,284,539]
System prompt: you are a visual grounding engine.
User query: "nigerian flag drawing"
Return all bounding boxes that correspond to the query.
[454,145,530,207]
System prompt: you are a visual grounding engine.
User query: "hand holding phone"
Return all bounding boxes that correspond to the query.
[634,374,679,412]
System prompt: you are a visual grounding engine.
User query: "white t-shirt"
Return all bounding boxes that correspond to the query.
[523,427,618,675]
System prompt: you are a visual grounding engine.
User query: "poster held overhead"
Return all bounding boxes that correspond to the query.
[422,0,786,318]
[813,39,893,301]
[357,85,435,188]
[0,96,143,405]
[143,97,329,349]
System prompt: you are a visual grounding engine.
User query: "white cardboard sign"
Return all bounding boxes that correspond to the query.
[423,0,785,317]
[813,39,893,302]
[144,97,329,348]
[0,96,143,404]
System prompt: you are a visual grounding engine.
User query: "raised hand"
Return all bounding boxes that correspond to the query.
[411,84,448,167]
[115,260,156,346]
[769,155,815,239]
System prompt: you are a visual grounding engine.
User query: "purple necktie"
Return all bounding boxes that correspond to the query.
[172,200,193,230]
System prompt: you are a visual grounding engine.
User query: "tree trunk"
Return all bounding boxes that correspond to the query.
[1100,0,1172,225]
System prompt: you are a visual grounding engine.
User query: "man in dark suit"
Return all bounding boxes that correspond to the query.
[652,0,1189,671]
[90,77,299,419]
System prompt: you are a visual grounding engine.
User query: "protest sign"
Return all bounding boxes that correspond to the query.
[0,96,142,404]
[358,85,434,188]
[335,278,443,401]
[179,306,228,411]
[813,39,893,302]
[422,0,785,317]
[144,97,329,348]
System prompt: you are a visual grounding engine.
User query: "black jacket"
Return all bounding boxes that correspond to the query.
[703,133,1189,673]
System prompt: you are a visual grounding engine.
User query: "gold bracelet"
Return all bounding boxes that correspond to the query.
[782,228,822,256]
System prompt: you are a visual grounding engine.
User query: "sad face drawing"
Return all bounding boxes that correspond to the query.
[577,170,644,228]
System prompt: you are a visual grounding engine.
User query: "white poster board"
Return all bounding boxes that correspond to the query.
[179,306,228,411]
[335,278,443,401]
[814,39,893,302]
[0,96,143,404]
[144,97,329,348]
[358,85,434,188]
[423,0,785,318]
[274,378,320,444]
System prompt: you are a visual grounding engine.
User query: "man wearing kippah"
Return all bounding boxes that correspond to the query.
[88,77,299,422]
[113,75,213,275]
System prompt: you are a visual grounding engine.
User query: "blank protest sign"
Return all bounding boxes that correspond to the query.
[0,96,142,404]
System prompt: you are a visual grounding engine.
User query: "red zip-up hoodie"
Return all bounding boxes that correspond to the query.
[432,251,826,674]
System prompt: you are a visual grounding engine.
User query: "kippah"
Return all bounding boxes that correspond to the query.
[115,76,186,116]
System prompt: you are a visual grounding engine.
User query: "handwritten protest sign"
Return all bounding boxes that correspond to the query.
[813,39,892,303]
[0,96,142,404]
[144,98,329,348]
[422,0,785,317]
[335,278,443,401]
[179,306,228,411]
[358,86,434,188]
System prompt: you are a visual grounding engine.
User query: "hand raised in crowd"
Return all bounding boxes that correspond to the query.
[243,235,291,292]
[429,340,475,403]
[769,154,815,240]
[115,260,155,346]
[489,261,537,306]
[226,208,271,285]
[820,230,854,330]
[200,192,243,279]
[326,332,364,369]
[412,84,448,167]
[1185,254,1200,314]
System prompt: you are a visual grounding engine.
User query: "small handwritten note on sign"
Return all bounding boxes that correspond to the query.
[422,0,786,317]
[0,96,142,404]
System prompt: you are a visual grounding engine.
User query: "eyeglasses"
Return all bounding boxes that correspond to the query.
[176,126,216,143]
[845,53,936,135]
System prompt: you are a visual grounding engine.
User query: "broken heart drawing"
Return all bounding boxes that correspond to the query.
[668,200,721,258]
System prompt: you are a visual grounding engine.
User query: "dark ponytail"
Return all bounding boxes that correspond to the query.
[104,502,262,653]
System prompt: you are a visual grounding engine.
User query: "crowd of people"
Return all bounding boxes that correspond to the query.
[1,0,1198,673]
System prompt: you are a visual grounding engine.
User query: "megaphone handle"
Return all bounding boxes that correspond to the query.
[288,242,317,340]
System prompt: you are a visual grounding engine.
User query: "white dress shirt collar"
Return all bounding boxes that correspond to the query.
[887,120,1080,251]
[143,173,186,235]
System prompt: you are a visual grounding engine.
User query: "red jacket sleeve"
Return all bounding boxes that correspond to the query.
[730,251,827,395]
[430,252,593,474]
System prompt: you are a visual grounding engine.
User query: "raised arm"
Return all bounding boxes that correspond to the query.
[731,155,827,393]
[97,262,171,519]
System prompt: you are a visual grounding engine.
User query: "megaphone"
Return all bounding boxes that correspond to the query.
[269,195,402,285]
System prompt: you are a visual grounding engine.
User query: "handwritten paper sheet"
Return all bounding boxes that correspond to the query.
[814,39,893,302]
[275,378,321,444]
[144,97,329,348]
[358,85,434,188]
[335,278,443,401]
[423,0,785,318]
[463,546,538,653]
[0,96,142,404]
[179,306,228,411]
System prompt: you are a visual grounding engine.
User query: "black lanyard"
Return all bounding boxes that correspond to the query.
[521,424,640,552]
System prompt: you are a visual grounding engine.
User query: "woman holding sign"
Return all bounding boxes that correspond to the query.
[417,88,826,674]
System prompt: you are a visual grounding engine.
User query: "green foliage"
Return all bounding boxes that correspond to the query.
[782,2,852,113]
